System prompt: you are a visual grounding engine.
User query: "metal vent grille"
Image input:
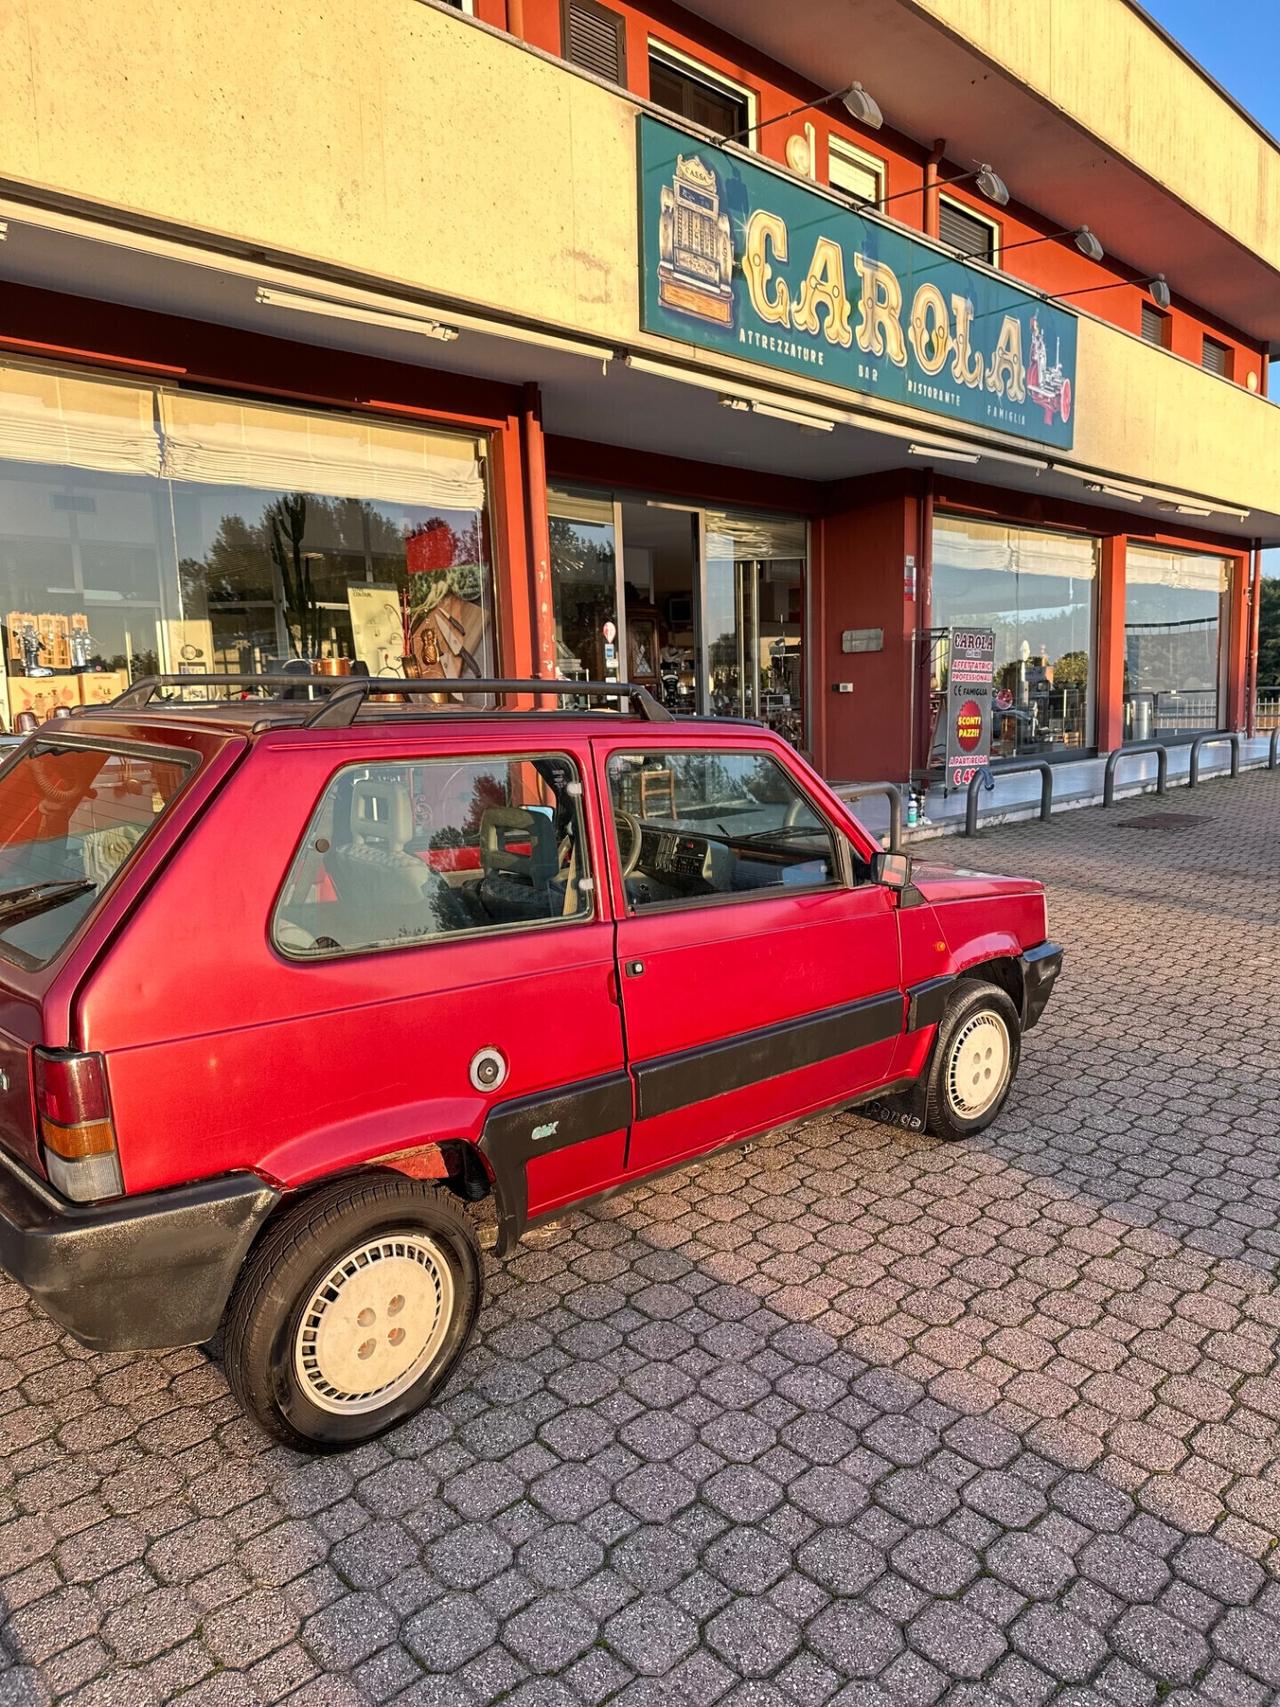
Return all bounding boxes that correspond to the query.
[565,1,625,84]
[1141,303,1169,346]
[1201,336,1230,377]
[939,199,996,263]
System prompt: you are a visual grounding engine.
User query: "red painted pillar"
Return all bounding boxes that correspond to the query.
[520,383,558,685]
[1224,548,1251,732]
[1095,536,1126,751]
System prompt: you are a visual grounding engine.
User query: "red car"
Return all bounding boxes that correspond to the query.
[0,677,1060,1451]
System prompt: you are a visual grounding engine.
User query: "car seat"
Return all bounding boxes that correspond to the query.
[476,805,559,922]
[324,778,471,943]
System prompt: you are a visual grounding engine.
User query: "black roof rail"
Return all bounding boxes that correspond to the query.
[305,679,674,729]
[110,673,347,708]
[108,674,674,725]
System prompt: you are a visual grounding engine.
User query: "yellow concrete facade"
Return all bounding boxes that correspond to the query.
[908,0,1280,283]
[3,0,1278,514]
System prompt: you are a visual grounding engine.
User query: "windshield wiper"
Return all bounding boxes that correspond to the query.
[0,879,95,926]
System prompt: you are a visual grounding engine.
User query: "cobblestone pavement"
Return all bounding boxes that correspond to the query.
[2,771,1279,1706]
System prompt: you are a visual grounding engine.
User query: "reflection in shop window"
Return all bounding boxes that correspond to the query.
[931,516,1098,765]
[548,489,620,702]
[1124,547,1229,740]
[703,511,807,749]
[0,360,497,728]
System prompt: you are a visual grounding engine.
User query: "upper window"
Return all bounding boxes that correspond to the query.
[1201,336,1232,378]
[827,138,884,206]
[562,0,626,85]
[607,749,840,912]
[939,198,1000,266]
[648,45,754,139]
[274,754,592,959]
[1141,303,1171,348]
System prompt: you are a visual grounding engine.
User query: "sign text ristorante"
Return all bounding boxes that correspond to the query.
[639,117,1078,451]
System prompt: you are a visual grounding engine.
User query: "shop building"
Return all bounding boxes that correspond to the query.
[1,0,1278,786]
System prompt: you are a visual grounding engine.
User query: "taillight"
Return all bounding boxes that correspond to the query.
[33,1049,123,1202]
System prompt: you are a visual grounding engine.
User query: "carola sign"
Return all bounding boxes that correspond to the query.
[638,117,1078,452]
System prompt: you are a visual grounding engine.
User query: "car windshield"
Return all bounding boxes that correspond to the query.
[0,740,193,969]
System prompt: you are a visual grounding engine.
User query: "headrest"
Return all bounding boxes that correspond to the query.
[350,779,415,849]
[479,805,557,884]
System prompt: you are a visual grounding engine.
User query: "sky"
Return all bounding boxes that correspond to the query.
[1141,2,1278,572]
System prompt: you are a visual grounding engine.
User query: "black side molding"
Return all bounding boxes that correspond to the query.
[906,974,955,1033]
[634,991,904,1123]
[478,1072,632,1256]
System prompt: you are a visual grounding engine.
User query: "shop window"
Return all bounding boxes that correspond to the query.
[827,138,884,205]
[939,198,1000,265]
[274,754,591,959]
[1124,548,1229,740]
[0,359,498,729]
[1201,336,1232,378]
[562,0,625,85]
[1141,303,1171,347]
[703,511,806,747]
[548,488,622,698]
[930,516,1098,765]
[607,749,837,912]
[648,45,753,139]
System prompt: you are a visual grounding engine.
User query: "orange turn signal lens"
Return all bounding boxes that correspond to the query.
[39,1115,117,1160]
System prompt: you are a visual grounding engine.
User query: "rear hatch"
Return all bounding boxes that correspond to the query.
[0,731,205,1173]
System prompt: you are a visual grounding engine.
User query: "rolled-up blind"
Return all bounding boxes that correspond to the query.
[158,393,486,510]
[0,363,162,477]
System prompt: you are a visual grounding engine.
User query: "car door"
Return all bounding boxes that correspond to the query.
[595,737,904,1178]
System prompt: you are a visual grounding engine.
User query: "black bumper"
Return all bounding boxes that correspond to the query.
[1021,941,1064,1030]
[0,1148,279,1351]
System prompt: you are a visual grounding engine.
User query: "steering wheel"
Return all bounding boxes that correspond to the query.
[616,811,644,877]
[784,797,809,829]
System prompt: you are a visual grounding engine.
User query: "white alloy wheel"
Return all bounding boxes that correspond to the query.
[944,1010,1011,1119]
[293,1230,455,1415]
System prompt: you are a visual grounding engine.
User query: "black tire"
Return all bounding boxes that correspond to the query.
[223,1173,483,1452]
[924,978,1022,1143]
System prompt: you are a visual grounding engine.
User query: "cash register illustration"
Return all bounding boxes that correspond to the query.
[657,153,735,327]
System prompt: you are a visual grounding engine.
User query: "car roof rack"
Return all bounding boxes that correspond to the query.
[108,674,674,726]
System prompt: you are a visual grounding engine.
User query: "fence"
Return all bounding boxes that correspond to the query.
[1255,687,1280,732]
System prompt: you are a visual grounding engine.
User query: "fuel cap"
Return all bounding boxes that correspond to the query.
[469,1048,508,1092]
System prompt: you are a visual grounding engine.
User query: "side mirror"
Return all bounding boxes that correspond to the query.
[872,850,912,890]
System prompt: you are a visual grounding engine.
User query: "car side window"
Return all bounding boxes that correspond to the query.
[607,750,840,911]
[273,752,591,958]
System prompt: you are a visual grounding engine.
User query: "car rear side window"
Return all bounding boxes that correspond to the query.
[0,740,194,969]
[273,753,593,959]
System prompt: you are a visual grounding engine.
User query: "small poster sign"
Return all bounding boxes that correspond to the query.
[944,628,996,792]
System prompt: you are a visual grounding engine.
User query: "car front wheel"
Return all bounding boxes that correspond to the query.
[924,978,1022,1143]
[224,1173,483,1452]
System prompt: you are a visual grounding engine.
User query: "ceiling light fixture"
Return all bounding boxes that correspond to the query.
[907,443,980,463]
[721,81,883,147]
[719,395,836,431]
[256,286,461,341]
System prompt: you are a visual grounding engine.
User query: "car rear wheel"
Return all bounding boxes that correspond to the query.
[924,978,1021,1142]
[223,1173,483,1451]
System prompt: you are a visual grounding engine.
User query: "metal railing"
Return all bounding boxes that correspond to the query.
[965,761,1053,837]
[1188,731,1240,786]
[1103,743,1168,807]
[833,783,904,854]
[1254,687,1280,732]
